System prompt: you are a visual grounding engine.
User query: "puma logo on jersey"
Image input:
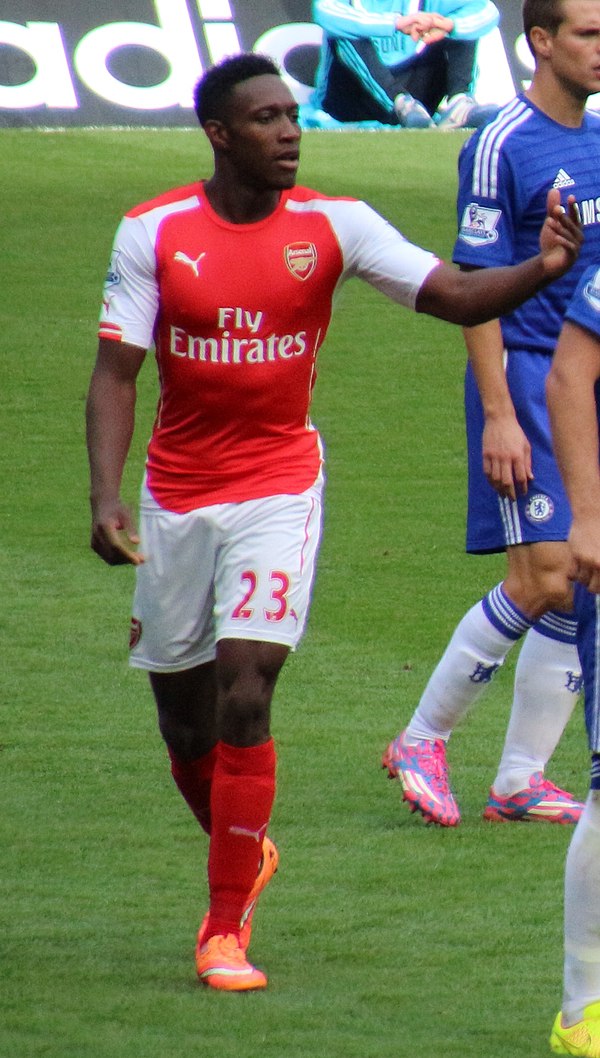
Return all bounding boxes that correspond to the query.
[174,250,206,277]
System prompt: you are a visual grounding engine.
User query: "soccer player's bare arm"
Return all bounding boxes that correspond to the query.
[86,337,147,566]
[416,191,582,326]
[548,321,600,593]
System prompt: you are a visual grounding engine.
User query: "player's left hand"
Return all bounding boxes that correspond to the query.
[539,190,583,278]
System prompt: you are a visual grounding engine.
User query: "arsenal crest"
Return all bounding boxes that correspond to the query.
[129,616,142,650]
[284,242,317,281]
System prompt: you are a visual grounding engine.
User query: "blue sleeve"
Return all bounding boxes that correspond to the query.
[428,1,499,40]
[312,0,498,41]
[312,0,397,39]
[452,133,518,269]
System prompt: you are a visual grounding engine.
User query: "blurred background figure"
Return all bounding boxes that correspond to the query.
[308,0,501,129]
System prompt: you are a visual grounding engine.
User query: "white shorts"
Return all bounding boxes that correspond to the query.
[129,478,324,672]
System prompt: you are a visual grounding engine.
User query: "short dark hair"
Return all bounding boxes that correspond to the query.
[194,53,282,126]
[522,0,565,52]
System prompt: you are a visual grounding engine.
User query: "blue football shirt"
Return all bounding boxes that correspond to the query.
[453,94,600,354]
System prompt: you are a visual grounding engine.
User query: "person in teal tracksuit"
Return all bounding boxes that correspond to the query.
[310,0,500,128]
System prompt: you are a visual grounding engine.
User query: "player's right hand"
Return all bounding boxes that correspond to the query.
[568,519,600,593]
[90,500,145,566]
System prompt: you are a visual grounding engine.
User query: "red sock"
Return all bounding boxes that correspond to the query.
[205,738,276,941]
[168,745,217,835]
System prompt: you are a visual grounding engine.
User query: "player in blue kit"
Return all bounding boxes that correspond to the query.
[383,0,600,826]
[309,0,500,129]
[547,264,600,1057]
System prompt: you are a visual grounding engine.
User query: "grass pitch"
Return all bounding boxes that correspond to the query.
[1,126,587,1058]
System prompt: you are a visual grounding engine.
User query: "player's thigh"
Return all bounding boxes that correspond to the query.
[130,505,218,671]
[215,483,323,648]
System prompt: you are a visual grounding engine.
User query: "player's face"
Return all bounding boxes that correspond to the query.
[546,0,600,99]
[221,75,301,191]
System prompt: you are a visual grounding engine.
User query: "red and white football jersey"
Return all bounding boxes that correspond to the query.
[99,182,438,512]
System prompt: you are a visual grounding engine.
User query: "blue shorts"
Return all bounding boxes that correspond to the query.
[574,583,600,755]
[465,351,571,554]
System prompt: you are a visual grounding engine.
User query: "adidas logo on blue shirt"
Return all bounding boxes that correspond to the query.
[552,168,575,188]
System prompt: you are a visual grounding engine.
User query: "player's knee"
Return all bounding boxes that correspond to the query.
[531,563,572,611]
[545,574,573,612]
[157,710,210,761]
[505,563,572,618]
[150,666,218,760]
[218,679,272,746]
[215,640,286,744]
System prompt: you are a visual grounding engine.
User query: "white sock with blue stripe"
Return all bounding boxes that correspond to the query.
[406,583,531,744]
[492,612,581,797]
[563,790,600,1026]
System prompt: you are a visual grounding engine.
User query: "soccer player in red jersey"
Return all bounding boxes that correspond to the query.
[86,52,581,991]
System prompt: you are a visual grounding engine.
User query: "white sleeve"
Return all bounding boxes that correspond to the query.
[312,198,440,308]
[98,215,158,349]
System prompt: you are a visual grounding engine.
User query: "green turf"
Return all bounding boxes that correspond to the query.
[1,127,588,1058]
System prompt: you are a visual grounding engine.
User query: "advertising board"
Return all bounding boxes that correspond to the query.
[0,1,528,128]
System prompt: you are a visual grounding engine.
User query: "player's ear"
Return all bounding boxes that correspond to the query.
[529,25,552,61]
[203,119,230,151]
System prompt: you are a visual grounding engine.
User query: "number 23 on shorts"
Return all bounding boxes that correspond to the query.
[232,570,291,623]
